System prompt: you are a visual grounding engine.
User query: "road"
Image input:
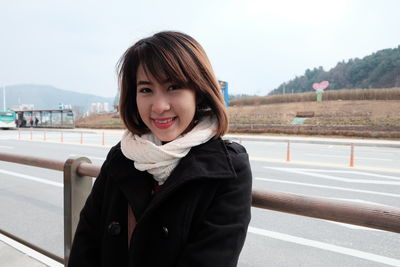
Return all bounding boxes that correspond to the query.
[0,129,399,266]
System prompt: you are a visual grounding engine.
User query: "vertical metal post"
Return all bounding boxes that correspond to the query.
[2,84,6,110]
[61,110,64,128]
[286,140,291,162]
[63,157,92,266]
[350,143,355,167]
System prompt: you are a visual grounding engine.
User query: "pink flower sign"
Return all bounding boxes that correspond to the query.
[312,81,330,91]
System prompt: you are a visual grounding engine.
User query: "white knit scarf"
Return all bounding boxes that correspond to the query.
[121,117,218,185]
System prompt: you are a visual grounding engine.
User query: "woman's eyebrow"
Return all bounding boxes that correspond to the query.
[137,80,152,86]
[137,78,174,86]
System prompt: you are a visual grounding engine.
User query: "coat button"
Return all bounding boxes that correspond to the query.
[161,226,169,239]
[108,221,121,236]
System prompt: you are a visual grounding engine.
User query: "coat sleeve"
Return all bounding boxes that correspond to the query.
[67,145,118,267]
[177,142,252,267]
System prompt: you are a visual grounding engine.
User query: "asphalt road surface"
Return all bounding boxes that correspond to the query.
[0,129,399,266]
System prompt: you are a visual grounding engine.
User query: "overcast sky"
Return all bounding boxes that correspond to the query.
[1,0,399,97]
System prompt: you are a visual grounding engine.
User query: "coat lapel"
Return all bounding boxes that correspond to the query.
[111,156,154,221]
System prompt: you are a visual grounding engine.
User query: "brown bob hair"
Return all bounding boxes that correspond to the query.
[117,31,228,138]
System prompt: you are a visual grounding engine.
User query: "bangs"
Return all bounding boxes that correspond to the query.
[138,42,190,87]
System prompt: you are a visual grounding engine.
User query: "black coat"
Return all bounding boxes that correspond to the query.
[68,138,252,267]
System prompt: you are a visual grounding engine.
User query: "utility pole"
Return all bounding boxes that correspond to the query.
[2,84,5,111]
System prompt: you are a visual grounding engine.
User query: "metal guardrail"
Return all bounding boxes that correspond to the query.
[0,151,400,266]
[15,128,400,148]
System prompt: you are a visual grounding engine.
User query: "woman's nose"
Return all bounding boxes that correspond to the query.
[151,94,170,114]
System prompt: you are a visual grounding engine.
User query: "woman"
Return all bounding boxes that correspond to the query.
[68,31,252,267]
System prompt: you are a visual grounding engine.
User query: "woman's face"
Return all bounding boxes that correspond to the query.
[136,64,196,142]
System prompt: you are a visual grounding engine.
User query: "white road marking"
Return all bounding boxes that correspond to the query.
[304,153,393,161]
[0,233,63,267]
[357,156,394,161]
[277,168,400,181]
[264,167,400,185]
[0,145,14,149]
[248,226,400,266]
[304,153,347,159]
[324,221,382,231]
[0,169,63,187]
[255,177,400,198]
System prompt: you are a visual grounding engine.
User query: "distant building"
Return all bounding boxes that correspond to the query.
[58,103,72,110]
[90,102,110,114]
[114,90,120,112]
[11,104,35,111]
[90,103,99,114]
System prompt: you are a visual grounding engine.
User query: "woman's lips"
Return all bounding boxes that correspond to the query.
[152,117,176,129]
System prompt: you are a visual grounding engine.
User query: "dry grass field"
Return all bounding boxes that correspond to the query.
[229,100,400,125]
[76,113,124,129]
[230,88,400,106]
[228,100,400,138]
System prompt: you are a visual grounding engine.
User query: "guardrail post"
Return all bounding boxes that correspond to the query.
[64,157,92,266]
[350,143,355,167]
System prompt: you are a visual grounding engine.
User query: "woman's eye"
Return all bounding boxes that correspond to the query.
[138,87,152,93]
[167,85,181,91]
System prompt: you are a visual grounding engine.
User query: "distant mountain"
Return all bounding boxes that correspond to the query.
[270,45,400,95]
[1,84,115,113]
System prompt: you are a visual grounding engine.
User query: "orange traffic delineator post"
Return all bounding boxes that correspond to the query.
[102,132,105,146]
[80,132,83,144]
[349,143,355,167]
[43,131,47,141]
[286,140,291,162]
[30,129,33,140]
[61,131,64,143]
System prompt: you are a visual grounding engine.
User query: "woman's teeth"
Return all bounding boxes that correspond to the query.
[154,118,175,123]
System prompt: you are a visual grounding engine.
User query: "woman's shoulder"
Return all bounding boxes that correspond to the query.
[101,142,132,171]
[195,138,250,171]
[95,142,141,186]
[104,142,123,162]
[191,138,248,164]
[222,139,247,155]
[194,137,247,153]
